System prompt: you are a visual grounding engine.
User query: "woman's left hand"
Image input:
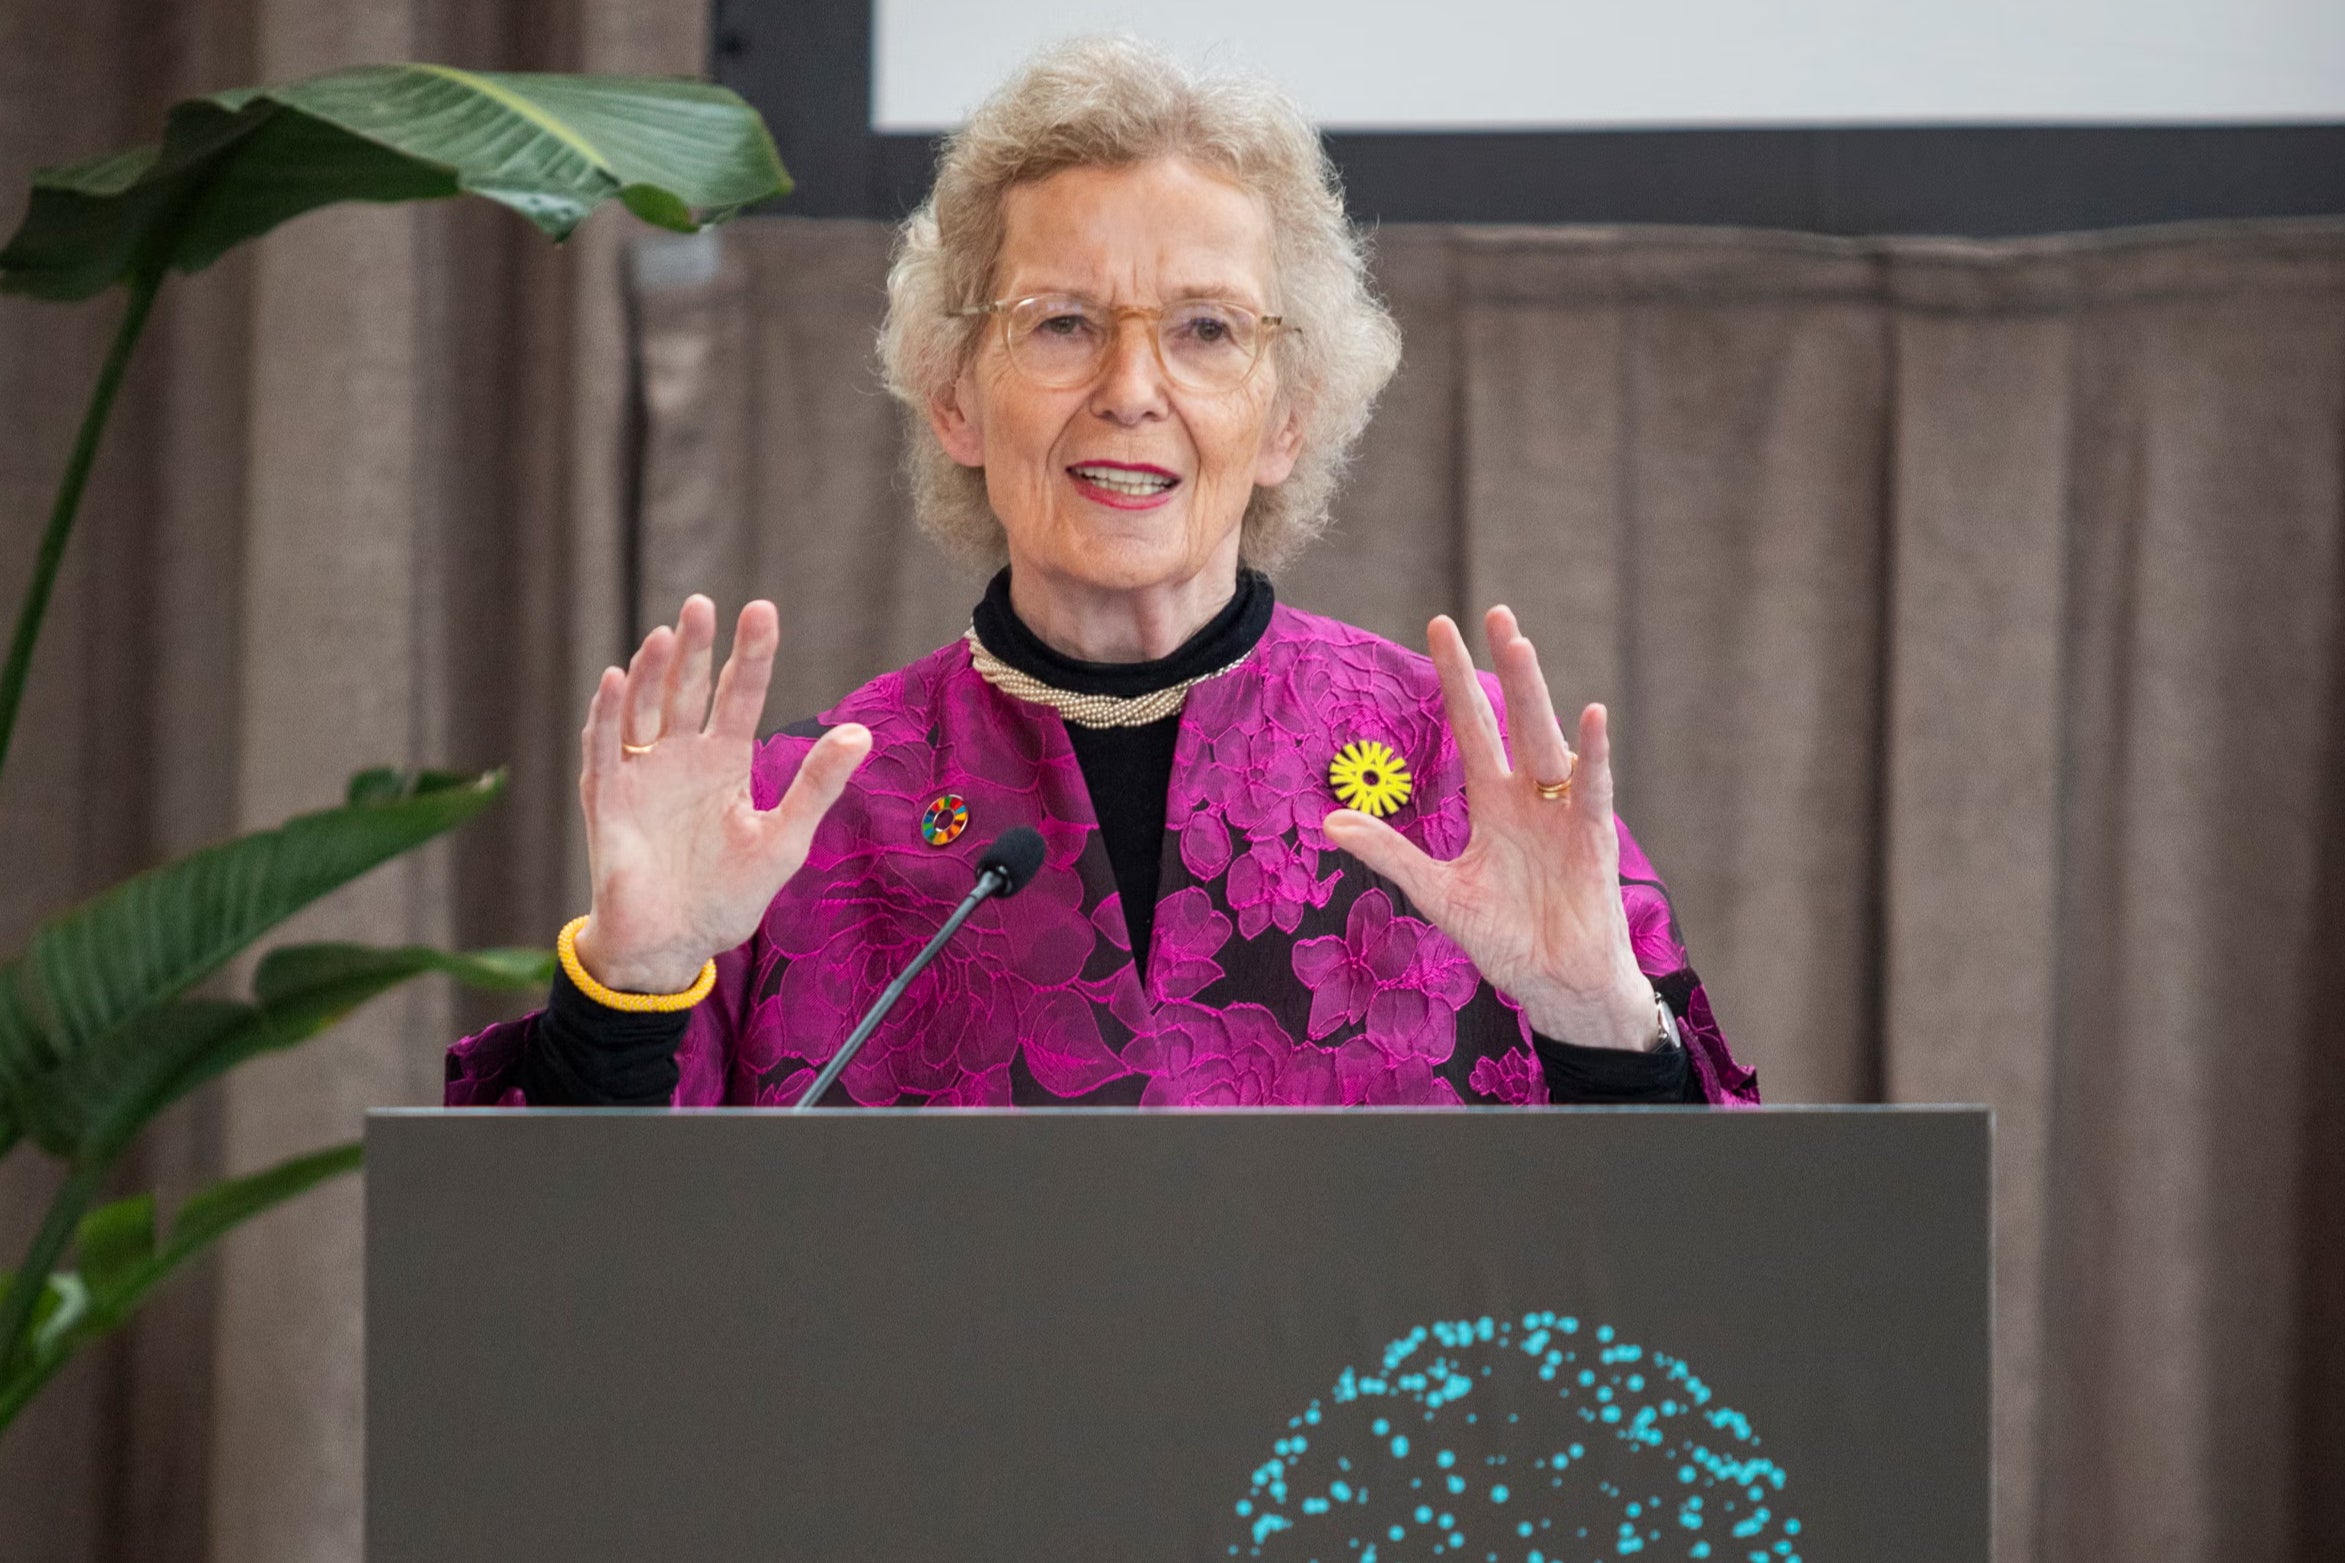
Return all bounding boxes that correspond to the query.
[1321,606,1663,1053]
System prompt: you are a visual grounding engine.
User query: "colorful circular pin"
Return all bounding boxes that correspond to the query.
[920,792,970,846]
[1329,739,1413,818]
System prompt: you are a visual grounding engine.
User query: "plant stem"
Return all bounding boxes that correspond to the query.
[0,1157,104,1385]
[0,1326,71,1433]
[0,262,165,790]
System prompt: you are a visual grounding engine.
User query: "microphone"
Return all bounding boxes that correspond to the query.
[976,825,1047,897]
[789,826,1047,1110]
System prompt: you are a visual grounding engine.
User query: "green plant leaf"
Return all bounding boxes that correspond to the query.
[27,1274,88,1360]
[129,947,549,1153]
[254,941,553,1006]
[16,936,540,1166]
[0,1143,360,1434]
[0,769,502,1152]
[0,65,788,301]
[343,766,486,806]
[18,1001,247,1164]
[160,1140,361,1266]
[73,1192,156,1295]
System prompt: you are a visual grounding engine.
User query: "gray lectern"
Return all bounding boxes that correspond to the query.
[367,1107,1988,1562]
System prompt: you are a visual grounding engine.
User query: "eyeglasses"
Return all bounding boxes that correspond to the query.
[951,294,1293,394]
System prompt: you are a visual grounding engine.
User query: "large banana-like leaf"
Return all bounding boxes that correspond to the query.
[0,65,788,301]
[0,934,539,1393]
[9,939,549,1165]
[0,1141,360,1430]
[11,1002,245,1165]
[252,940,552,1007]
[0,769,504,1151]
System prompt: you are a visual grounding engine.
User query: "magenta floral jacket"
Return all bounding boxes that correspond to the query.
[446,605,1759,1108]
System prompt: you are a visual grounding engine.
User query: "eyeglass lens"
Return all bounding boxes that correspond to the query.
[1005,296,1265,390]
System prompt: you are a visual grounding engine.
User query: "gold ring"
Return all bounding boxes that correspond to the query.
[1532,754,1576,800]
[621,740,658,757]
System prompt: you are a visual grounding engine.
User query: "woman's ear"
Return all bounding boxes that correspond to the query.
[927,371,987,468]
[1253,400,1305,487]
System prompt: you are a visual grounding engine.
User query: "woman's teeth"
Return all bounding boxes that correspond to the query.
[1071,464,1176,497]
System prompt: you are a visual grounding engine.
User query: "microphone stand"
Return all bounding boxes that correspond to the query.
[789,862,1013,1110]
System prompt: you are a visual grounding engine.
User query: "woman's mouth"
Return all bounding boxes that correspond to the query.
[1068,461,1180,509]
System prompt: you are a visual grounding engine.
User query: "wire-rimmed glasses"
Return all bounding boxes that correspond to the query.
[951,294,1292,394]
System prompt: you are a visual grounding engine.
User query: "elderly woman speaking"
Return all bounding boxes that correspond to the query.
[446,39,1759,1109]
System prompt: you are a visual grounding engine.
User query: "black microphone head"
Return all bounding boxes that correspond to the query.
[978,826,1047,897]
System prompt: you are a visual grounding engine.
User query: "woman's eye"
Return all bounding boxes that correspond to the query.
[1173,310,1243,348]
[1035,313,1092,338]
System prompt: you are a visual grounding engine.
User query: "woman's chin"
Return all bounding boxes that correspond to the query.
[1035,516,1231,594]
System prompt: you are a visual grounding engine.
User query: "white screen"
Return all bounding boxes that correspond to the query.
[874,0,2345,131]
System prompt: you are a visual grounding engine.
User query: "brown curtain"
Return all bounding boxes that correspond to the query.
[4,10,2342,1546]
[630,216,2345,1563]
[0,0,700,1558]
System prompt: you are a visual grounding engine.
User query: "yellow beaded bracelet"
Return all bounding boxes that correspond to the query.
[556,915,718,1013]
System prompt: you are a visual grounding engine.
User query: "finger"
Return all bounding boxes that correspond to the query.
[1322,806,1449,915]
[1487,608,1575,789]
[1576,702,1618,823]
[623,625,676,747]
[665,595,718,736]
[580,665,626,797]
[760,723,873,869]
[1427,614,1508,786]
[708,600,781,739]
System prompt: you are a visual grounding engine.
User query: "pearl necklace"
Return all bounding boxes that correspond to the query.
[963,628,1250,729]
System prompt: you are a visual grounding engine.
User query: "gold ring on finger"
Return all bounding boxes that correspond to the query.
[1532,754,1576,801]
[622,739,658,757]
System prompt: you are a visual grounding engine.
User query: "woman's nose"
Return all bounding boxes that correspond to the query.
[1088,315,1169,423]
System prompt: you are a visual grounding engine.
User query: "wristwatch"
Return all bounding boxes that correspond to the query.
[1652,990,1683,1053]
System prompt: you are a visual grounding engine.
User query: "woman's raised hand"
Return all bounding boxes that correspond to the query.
[1320,607,1662,1053]
[571,596,871,994]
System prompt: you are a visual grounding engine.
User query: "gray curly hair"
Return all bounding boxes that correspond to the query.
[877,36,1403,575]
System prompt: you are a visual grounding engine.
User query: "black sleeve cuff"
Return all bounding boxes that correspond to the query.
[509,965,691,1106]
[1531,1029,1696,1104]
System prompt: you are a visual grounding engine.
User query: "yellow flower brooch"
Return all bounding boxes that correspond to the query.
[1328,739,1413,818]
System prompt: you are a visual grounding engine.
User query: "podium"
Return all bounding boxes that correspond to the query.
[367,1107,1988,1561]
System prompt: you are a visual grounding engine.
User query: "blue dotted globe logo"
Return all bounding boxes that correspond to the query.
[1228,1313,1803,1562]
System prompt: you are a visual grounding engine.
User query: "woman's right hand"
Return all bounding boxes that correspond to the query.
[571,595,871,994]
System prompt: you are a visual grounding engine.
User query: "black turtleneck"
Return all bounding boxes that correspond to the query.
[972,567,1274,978]
[512,570,1691,1105]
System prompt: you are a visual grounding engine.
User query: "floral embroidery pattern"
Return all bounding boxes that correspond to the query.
[1151,887,1234,1003]
[1292,889,1484,1074]
[1126,1002,1333,1107]
[1467,1047,1546,1105]
[1292,889,1423,1039]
